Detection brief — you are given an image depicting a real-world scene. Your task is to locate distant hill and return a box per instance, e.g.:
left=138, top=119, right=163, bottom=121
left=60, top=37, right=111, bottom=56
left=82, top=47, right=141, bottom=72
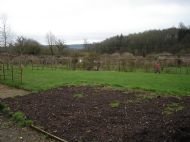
left=88, top=27, right=190, bottom=55
left=68, top=44, right=84, bottom=49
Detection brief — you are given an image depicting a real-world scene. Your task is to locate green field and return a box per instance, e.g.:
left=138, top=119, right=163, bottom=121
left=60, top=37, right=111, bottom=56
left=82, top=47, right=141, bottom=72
left=1, top=68, right=190, bottom=96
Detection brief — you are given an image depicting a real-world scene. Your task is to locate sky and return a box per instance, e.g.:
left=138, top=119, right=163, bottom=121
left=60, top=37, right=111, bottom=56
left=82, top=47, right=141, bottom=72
left=0, top=0, right=190, bottom=44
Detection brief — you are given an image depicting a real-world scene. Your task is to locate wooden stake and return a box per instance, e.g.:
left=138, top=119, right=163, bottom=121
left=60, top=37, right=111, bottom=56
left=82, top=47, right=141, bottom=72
left=20, top=64, right=23, bottom=84
left=3, top=64, right=5, bottom=80
left=30, top=125, right=68, bottom=142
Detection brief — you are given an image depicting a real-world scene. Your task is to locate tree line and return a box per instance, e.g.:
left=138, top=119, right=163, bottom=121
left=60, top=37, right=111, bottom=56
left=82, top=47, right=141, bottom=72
left=87, top=23, right=190, bottom=56
left=1, top=15, right=190, bottom=56
left=0, top=15, right=69, bottom=56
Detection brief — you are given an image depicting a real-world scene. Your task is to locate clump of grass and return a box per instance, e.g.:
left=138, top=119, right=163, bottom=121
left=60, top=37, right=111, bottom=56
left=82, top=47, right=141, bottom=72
left=73, top=93, right=84, bottom=99
left=11, top=111, right=33, bottom=127
left=163, top=103, right=184, bottom=116
left=0, top=103, right=33, bottom=127
left=136, top=94, right=156, bottom=101
left=110, top=100, right=120, bottom=108
left=12, top=112, right=25, bottom=122
left=0, top=103, right=11, bottom=114
left=2, top=106, right=11, bottom=114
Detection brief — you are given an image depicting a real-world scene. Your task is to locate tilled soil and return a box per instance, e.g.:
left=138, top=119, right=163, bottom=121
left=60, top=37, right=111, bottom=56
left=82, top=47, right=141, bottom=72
left=2, top=86, right=190, bottom=142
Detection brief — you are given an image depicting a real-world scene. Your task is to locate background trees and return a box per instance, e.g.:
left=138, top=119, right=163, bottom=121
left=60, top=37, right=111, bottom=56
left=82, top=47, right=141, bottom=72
left=0, top=15, right=189, bottom=56
left=14, top=37, right=41, bottom=55
left=46, top=32, right=56, bottom=56
left=87, top=24, right=190, bottom=55
left=0, top=15, right=12, bottom=52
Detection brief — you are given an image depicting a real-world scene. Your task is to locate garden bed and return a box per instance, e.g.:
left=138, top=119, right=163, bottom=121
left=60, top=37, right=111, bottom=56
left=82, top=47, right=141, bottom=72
left=2, top=86, right=190, bottom=142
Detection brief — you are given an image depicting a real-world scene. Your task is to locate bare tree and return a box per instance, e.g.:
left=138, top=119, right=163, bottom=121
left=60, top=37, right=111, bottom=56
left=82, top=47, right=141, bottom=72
left=46, top=32, right=56, bottom=56
left=15, top=36, right=25, bottom=55
left=179, top=22, right=188, bottom=29
left=0, top=15, right=11, bottom=52
left=55, top=38, right=67, bottom=55
left=83, top=38, right=88, bottom=48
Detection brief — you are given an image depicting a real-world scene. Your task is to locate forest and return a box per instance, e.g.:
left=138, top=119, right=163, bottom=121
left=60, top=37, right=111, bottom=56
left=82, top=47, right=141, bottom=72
left=87, top=23, right=190, bottom=56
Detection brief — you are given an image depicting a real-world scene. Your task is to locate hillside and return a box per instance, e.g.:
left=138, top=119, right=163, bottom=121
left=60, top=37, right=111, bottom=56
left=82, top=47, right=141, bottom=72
left=88, top=27, right=190, bottom=56
left=68, top=44, right=84, bottom=49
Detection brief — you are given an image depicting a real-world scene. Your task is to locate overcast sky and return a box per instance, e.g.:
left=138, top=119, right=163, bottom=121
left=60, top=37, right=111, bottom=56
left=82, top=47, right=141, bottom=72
left=0, top=0, right=190, bottom=44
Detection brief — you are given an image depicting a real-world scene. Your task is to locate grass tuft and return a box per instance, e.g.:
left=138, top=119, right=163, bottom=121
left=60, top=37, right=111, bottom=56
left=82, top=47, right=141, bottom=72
left=163, top=103, right=184, bottom=116
left=73, top=93, right=84, bottom=99
left=11, top=111, right=33, bottom=127
left=0, top=103, right=33, bottom=127
left=110, top=100, right=120, bottom=108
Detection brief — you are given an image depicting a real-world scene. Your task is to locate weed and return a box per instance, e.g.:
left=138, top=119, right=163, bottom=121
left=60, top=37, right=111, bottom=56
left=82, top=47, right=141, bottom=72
left=43, top=134, right=49, bottom=139
left=12, top=111, right=25, bottom=122
left=24, top=120, right=33, bottom=126
left=0, top=103, right=33, bottom=127
left=110, top=100, right=120, bottom=108
left=73, top=93, right=84, bottom=99
left=0, top=103, right=5, bottom=111
left=11, top=111, right=33, bottom=127
left=136, top=94, right=156, bottom=101
left=163, top=103, right=184, bottom=116
left=3, top=107, right=11, bottom=114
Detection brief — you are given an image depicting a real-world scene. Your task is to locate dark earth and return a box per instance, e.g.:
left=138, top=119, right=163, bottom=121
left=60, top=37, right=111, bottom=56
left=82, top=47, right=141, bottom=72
left=1, top=86, right=190, bottom=142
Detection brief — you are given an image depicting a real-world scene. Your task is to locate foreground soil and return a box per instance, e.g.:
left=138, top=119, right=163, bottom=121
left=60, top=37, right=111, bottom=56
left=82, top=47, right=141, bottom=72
left=0, top=112, right=55, bottom=142
left=2, top=86, right=190, bottom=142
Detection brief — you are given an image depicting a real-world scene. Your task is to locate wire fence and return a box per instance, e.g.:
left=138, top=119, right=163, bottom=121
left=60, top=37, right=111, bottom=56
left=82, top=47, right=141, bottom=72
left=29, top=58, right=190, bottom=74
left=0, top=63, right=23, bottom=84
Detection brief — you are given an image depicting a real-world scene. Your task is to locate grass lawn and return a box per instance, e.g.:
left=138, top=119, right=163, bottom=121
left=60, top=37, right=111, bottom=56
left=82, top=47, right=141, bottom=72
left=1, top=68, right=190, bottom=96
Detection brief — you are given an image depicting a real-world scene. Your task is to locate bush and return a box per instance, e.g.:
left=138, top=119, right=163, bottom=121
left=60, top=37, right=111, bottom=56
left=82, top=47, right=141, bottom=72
left=14, top=37, right=41, bottom=55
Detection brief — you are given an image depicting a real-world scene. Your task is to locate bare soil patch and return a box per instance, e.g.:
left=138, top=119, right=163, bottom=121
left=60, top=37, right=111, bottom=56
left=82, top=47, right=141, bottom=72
left=0, top=84, right=30, bottom=99
left=2, top=86, right=190, bottom=142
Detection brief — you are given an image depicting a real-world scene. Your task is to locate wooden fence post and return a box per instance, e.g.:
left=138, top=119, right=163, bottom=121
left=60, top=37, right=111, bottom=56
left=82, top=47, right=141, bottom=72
left=20, top=64, right=23, bottom=84
left=11, top=65, right=14, bottom=82
left=0, top=64, right=2, bottom=80
left=32, top=62, right=34, bottom=70
left=3, top=64, right=5, bottom=80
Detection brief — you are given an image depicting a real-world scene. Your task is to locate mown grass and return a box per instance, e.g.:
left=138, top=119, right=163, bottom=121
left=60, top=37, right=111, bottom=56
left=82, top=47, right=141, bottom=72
left=1, top=68, right=190, bottom=96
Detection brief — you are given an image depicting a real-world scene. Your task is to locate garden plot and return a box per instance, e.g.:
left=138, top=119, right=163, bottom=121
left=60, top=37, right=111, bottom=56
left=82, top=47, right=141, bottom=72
left=2, top=86, right=190, bottom=142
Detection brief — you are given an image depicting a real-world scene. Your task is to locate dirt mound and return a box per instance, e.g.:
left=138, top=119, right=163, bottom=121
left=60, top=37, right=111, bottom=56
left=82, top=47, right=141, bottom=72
left=2, top=86, right=190, bottom=142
